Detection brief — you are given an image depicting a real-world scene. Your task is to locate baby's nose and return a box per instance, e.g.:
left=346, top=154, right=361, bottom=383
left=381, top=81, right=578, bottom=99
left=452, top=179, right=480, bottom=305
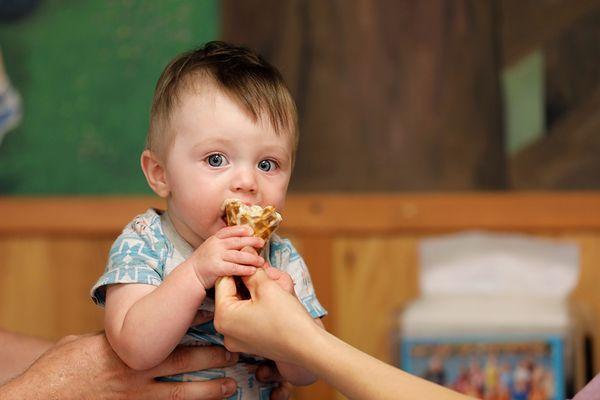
left=232, top=168, right=258, bottom=193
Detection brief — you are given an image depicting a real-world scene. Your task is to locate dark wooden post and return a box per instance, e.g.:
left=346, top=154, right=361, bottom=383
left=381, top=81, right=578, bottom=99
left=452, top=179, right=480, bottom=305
left=508, top=6, right=600, bottom=189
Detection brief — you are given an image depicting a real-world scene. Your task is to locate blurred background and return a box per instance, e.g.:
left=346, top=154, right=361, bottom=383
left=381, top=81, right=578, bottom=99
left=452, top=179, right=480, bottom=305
left=0, top=1, right=599, bottom=399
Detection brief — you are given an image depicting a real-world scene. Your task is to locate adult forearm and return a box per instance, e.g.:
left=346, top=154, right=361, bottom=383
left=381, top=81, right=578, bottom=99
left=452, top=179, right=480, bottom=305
left=0, top=373, right=46, bottom=399
left=0, top=329, right=52, bottom=385
left=298, top=328, right=472, bottom=400
left=110, top=261, right=206, bottom=370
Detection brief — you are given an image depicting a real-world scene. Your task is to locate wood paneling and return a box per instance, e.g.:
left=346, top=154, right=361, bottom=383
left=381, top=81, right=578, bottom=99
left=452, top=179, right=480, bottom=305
left=286, top=235, right=336, bottom=400
left=0, top=197, right=165, bottom=236
left=0, top=237, right=108, bottom=338
left=222, top=0, right=505, bottom=191
left=3, top=193, right=599, bottom=235
left=544, top=8, right=600, bottom=127
left=333, top=236, right=419, bottom=362
left=510, top=89, right=600, bottom=189
left=569, top=233, right=600, bottom=369
left=509, top=8, right=600, bottom=189
left=500, top=0, right=600, bottom=66
left=1, top=194, right=599, bottom=399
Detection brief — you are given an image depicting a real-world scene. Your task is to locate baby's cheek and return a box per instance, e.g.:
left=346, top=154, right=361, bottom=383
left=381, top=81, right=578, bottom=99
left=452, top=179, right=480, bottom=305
left=209, top=210, right=231, bottom=235
left=272, top=196, right=287, bottom=211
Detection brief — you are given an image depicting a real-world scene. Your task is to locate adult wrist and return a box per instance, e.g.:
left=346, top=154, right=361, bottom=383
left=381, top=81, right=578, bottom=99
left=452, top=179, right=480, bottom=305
left=284, top=317, right=325, bottom=364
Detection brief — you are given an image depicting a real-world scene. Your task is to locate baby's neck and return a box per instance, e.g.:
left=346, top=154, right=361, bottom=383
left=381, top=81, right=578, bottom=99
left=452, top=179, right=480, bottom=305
left=163, top=209, right=205, bottom=249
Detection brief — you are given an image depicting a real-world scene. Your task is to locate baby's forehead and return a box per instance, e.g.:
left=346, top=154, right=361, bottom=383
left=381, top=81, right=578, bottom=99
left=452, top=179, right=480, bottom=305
left=166, top=75, right=296, bottom=155
left=176, top=85, right=293, bottom=138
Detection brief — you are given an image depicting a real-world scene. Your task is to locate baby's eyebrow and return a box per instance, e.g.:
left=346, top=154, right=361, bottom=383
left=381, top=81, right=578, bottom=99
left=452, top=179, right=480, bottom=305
left=261, top=144, right=288, bottom=153
left=192, top=137, right=233, bottom=149
left=262, top=145, right=291, bottom=159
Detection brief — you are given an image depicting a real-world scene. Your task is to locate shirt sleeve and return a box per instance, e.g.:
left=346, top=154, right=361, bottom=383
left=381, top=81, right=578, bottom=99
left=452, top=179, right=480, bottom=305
left=269, top=237, right=327, bottom=319
left=90, top=212, right=169, bottom=307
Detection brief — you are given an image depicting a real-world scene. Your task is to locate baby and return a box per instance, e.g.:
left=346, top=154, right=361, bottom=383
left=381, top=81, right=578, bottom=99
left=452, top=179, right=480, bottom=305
left=91, top=41, right=327, bottom=399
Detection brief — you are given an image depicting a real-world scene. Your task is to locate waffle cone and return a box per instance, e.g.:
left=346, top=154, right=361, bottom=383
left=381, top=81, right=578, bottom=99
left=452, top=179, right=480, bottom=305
left=222, top=199, right=282, bottom=242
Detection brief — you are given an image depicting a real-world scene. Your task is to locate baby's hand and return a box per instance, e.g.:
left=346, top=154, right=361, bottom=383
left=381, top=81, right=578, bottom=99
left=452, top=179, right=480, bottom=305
left=191, top=225, right=265, bottom=290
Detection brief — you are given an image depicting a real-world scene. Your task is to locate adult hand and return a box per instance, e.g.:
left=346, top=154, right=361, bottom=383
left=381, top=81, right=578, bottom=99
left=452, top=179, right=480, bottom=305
left=184, top=309, right=293, bottom=400
left=241, top=244, right=295, bottom=294
left=0, top=332, right=239, bottom=400
left=0, top=329, right=52, bottom=384
left=214, top=268, right=318, bottom=363
left=261, top=265, right=295, bottom=294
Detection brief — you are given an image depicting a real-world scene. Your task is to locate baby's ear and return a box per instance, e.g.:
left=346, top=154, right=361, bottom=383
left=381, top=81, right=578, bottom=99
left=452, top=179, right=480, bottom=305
left=140, top=150, right=170, bottom=198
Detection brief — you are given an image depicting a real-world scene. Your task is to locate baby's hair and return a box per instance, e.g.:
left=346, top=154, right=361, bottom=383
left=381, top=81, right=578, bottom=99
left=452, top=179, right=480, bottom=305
left=146, top=41, right=298, bottom=161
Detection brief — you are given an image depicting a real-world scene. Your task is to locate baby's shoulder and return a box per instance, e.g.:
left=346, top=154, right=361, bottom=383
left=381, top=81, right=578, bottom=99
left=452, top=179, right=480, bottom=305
left=269, top=233, right=294, bottom=253
left=124, top=209, right=165, bottom=241
left=110, top=209, right=170, bottom=260
left=268, top=234, right=303, bottom=268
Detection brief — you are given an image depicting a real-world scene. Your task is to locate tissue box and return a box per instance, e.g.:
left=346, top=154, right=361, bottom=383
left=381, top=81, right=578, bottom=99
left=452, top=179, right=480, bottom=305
left=401, top=336, right=564, bottom=399
left=401, top=334, right=565, bottom=399
left=398, top=296, right=572, bottom=400
left=395, top=232, right=585, bottom=399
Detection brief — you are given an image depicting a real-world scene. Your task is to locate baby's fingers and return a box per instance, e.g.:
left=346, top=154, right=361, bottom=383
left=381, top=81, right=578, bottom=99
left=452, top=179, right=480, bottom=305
left=224, top=250, right=265, bottom=268
left=215, top=225, right=253, bottom=239
left=220, top=261, right=258, bottom=276
left=222, top=236, right=265, bottom=250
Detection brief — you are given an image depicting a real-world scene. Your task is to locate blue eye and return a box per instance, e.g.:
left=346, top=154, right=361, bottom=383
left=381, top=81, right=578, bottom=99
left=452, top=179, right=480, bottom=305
left=258, top=159, right=276, bottom=172
left=207, top=153, right=226, bottom=167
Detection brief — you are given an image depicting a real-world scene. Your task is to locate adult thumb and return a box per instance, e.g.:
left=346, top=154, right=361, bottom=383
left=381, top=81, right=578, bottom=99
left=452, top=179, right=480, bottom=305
left=243, top=267, right=271, bottom=297
left=215, top=276, right=238, bottom=306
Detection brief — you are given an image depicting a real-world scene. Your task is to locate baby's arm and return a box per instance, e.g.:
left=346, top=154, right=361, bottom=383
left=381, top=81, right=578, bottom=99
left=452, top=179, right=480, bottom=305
left=105, top=226, right=265, bottom=370
left=105, top=259, right=207, bottom=370
left=274, top=317, right=324, bottom=386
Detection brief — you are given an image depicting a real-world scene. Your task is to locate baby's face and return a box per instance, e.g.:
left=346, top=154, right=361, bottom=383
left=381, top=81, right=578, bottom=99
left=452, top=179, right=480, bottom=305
left=163, top=87, right=293, bottom=248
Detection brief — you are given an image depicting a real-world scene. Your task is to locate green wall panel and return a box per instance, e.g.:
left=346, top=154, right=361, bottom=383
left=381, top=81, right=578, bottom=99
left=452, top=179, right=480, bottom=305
left=0, top=0, right=218, bottom=194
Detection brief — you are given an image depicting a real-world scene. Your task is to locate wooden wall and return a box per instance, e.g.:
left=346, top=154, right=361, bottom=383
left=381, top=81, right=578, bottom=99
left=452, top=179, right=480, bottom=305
left=1, top=193, right=600, bottom=399
left=222, top=1, right=507, bottom=191
left=222, top=1, right=600, bottom=191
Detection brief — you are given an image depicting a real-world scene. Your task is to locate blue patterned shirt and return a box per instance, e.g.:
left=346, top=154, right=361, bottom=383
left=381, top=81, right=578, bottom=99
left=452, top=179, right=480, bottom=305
left=91, top=209, right=326, bottom=400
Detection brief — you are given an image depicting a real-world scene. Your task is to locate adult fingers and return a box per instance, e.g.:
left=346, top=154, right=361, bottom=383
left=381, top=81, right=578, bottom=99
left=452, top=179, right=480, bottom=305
left=242, top=267, right=273, bottom=298
left=149, top=345, right=238, bottom=378
left=146, top=378, right=238, bottom=400
left=270, top=382, right=293, bottom=400
left=190, top=310, right=214, bottom=326
left=215, top=225, right=253, bottom=239
left=256, top=361, right=284, bottom=383
left=223, top=249, right=264, bottom=267
left=222, top=236, right=265, bottom=250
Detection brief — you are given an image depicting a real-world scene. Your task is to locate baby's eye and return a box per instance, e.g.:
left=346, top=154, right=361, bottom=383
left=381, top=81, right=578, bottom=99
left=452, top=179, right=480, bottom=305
left=206, top=153, right=227, bottom=167
left=257, top=159, right=277, bottom=172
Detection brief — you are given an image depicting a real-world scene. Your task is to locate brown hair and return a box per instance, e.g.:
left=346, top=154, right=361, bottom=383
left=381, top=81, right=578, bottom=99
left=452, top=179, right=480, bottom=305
left=146, top=41, right=298, bottom=161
